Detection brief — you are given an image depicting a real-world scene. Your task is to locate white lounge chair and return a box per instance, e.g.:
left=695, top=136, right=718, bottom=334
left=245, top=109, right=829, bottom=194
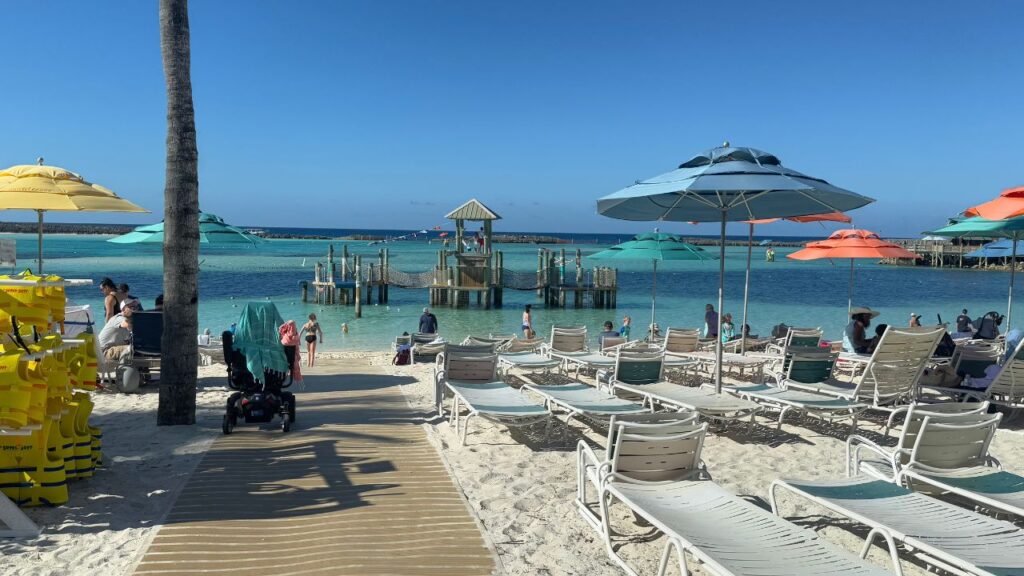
left=575, top=412, right=704, bottom=531
left=847, top=401, right=992, bottom=478
left=607, top=351, right=762, bottom=425
left=544, top=326, right=616, bottom=376
left=523, top=382, right=648, bottom=425
left=598, top=476, right=890, bottom=575
left=931, top=337, right=1024, bottom=413
left=783, top=326, right=946, bottom=414
left=411, top=332, right=445, bottom=363
left=770, top=475, right=1024, bottom=576
left=726, top=380, right=868, bottom=431
left=852, top=406, right=1024, bottom=520
left=763, top=327, right=822, bottom=356
left=661, top=327, right=700, bottom=357
left=434, top=343, right=501, bottom=413
left=436, top=345, right=550, bottom=445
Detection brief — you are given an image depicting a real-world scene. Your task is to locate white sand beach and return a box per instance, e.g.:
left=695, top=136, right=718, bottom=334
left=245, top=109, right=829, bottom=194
left=2, top=349, right=1021, bottom=576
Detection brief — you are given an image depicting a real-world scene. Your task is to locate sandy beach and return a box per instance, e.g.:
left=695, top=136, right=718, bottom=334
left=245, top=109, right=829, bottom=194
left=2, top=349, right=1021, bottom=576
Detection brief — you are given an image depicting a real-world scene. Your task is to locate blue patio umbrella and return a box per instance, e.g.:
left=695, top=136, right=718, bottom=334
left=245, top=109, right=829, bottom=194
left=108, top=212, right=264, bottom=245
left=929, top=216, right=1024, bottom=328
left=597, top=144, right=874, bottom=392
left=589, top=231, right=717, bottom=333
left=965, top=239, right=1024, bottom=259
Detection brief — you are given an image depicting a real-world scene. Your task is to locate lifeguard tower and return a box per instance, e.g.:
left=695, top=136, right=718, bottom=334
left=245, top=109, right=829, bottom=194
left=429, top=199, right=505, bottom=308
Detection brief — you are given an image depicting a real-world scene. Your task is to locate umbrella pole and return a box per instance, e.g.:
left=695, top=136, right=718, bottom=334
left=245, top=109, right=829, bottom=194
left=716, top=213, right=726, bottom=394
left=848, top=258, right=854, bottom=315
left=1009, top=235, right=1017, bottom=330
left=651, top=259, right=657, bottom=333
left=741, top=222, right=753, bottom=354
left=36, top=210, right=44, bottom=274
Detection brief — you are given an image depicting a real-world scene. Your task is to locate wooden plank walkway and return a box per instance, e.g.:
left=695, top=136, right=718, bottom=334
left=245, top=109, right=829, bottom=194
left=133, top=362, right=496, bottom=576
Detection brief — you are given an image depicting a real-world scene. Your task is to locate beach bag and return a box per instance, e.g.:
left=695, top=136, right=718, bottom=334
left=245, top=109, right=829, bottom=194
left=393, top=347, right=410, bottom=366
left=919, top=364, right=961, bottom=388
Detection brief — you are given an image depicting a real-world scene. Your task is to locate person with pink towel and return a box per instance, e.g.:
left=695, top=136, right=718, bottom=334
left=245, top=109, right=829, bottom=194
left=279, top=320, right=303, bottom=384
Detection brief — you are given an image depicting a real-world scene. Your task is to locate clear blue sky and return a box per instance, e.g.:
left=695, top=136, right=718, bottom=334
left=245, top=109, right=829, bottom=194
left=1, top=1, right=1021, bottom=237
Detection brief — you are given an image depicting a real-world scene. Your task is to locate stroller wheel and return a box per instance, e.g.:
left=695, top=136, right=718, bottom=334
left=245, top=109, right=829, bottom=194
left=222, top=414, right=235, bottom=435
left=281, top=413, right=291, bottom=433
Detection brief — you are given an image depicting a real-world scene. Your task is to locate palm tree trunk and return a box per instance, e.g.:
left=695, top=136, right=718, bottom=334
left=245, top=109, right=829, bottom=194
left=157, top=0, right=199, bottom=425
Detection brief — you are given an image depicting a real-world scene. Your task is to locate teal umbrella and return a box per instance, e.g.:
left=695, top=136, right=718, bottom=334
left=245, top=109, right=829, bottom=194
left=107, top=212, right=264, bottom=245
left=590, top=231, right=717, bottom=334
left=928, top=216, right=1024, bottom=329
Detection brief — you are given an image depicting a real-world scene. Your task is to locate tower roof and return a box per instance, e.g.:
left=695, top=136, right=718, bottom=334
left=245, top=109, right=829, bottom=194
left=445, top=198, right=501, bottom=221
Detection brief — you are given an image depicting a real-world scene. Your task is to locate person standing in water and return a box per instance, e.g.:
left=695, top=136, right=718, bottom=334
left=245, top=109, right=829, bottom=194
left=704, top=304, right=719, bottom=339
left=522, top=304, right=534, bottom=338
left=301, top=313, right=323, bottom=367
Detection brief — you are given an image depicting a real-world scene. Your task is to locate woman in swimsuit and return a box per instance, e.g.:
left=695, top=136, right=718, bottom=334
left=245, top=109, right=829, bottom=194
left=522, top=304, right=534, bottom=338
left=301, top=313, right=323, bottom=367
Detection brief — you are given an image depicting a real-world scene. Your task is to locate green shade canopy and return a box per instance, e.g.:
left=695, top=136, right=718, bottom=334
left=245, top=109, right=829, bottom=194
left=107, top=212, right=264, bottom=245
left=927, top=216, right=1024, bottom=239
left=232, top=302, right=289, bottom=380
left=589, top=232, right=718, bottom=261
left=590, top=232, right=717, bottom=335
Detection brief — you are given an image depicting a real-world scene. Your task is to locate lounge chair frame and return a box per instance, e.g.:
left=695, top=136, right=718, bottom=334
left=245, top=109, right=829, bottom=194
left=770, top=475, right=1024, bottom=576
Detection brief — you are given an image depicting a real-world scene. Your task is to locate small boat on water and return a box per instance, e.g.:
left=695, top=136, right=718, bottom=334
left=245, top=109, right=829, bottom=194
left=245, top=228, right=268, bottom=238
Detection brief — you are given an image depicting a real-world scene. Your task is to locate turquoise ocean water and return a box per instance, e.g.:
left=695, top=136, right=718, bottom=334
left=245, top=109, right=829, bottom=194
left=12, top=231, right=1017, bottom=350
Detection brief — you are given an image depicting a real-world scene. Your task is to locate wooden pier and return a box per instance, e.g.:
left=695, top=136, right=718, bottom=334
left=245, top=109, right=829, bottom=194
left=300, top=199, right=617, bottom=312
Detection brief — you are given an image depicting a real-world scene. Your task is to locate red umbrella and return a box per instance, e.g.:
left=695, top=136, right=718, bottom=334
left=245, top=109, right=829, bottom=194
left=788, top=229, right=920, bottom=313
left=736, top=212, right=852, bottom=351
left=964, top=186, right=1024, bottom=220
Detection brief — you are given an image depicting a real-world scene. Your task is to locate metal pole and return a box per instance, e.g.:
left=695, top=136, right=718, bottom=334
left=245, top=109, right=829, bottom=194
left=37, top=210, right=44, bottom=273
left=715, top=213, right=726, bottom=394
left=740, top=222, right=753, bottom=354
left=848, top=258, right=855, bottom=315
left=1009, top=234, right=1017, bottom=330
left=651, top=259, right=657, bottom=331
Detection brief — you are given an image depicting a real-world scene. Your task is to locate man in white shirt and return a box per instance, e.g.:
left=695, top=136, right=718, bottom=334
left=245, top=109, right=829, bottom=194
left=99, top=299, right=139, bottom=369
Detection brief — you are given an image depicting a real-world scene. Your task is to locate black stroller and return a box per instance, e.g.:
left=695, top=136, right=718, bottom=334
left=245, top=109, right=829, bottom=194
left=221, top=302, right=297, bottom=434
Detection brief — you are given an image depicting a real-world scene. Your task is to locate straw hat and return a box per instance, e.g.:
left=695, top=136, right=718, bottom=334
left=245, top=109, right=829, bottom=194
left=849, top=306, right=880, bottom=318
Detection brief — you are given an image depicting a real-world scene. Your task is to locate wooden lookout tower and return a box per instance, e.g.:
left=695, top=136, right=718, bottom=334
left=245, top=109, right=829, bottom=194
left=429, top=199, right=505, bottom=308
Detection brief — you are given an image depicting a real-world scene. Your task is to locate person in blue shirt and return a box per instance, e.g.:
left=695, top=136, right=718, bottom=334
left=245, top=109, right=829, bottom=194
left=598, top=321, right=619, bottom=346
left=619, top=315, right=632, bottom=340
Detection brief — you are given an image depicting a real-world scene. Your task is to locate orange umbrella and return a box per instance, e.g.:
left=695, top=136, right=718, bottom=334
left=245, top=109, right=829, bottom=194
left=964, top=186, right=1024, bottom=220
left=737, top=212, right=851, bottom=352
left=788, top=229, right=920, bottom=313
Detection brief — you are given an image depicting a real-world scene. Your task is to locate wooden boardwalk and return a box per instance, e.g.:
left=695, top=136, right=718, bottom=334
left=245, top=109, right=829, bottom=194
left=133, top=362, right=496, bottom=576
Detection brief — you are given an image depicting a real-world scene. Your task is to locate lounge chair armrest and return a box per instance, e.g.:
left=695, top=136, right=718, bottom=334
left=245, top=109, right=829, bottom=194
left=987, top=455, right=1003, bottom=469
left=846, top=435, right=898, bottom=480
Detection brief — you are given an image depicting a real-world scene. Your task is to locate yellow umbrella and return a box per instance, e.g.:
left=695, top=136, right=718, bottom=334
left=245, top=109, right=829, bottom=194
left=0, top=161, right=149, bottom=272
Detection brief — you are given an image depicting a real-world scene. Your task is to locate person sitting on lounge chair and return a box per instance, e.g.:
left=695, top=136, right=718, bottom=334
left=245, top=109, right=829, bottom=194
left=98, top=299, right=140, bottom=369
left=843, top=307, right=879, bottom=354
left=598, top=321, right=619, bottom=346
left=973, top=311, right=1003, bottom=340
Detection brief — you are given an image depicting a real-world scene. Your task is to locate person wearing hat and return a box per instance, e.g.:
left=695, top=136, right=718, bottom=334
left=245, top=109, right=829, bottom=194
left=843, top=306, right=880, bottom=354
left=909, top=313, right=922, bottom=327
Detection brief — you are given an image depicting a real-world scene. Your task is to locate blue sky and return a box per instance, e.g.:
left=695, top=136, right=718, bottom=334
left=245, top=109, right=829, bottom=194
left=1, top=1, right=1021, bottom=236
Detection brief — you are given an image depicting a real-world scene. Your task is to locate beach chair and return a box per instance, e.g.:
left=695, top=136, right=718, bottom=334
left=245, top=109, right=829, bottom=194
left=763, top=327, right=822, bottom=356
left=933, top=337, right=1024, bottom=412
left=435, top=345, right=550, bottom=445
left=500, top=337, right=545, bottom=353
left=129, top=311, right=162, bottom=386
left=782, top=326, right=946, bottom=414
left=599, top=335, right=626, bottom=352
left=544, top=326, right=616, bottom=376
left=846, top=401, right=992, bottom=477
left=770, top=475, right=1024, bottom=576
left=390, top=333, right=411, bottom=353
left=608, top=351, right=762, bottom=425
left=868, top=409, right=1024, bottom=520
left=597, top=474, right=889, bottom=576
left=726, top=380, right=869, bottom=431
left=522, top=380, right=649, bottom=425
left=660, top=328, right=700, bottom=357
left=575, top=413, right=704, bottom=531
left=497, top=351, right=561, bottom=378
left=411, top=332, right=445, bottom=363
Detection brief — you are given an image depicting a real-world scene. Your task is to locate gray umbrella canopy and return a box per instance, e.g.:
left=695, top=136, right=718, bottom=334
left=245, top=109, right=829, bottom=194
left=597, top=145, right=875, bottom=392
left=598, top=146, right=874, bottom=222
